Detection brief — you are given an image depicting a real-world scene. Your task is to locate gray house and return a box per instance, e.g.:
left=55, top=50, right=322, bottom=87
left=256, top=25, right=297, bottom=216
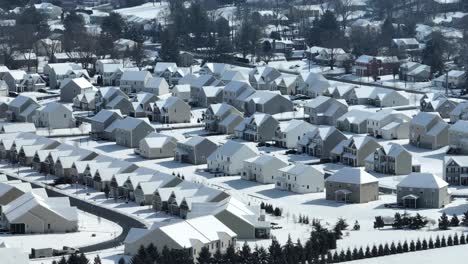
left=119, top=71, right=152, bottom=94
left=448, top=120, right=468, bottom=154
left=304, top=96, right=348, bottom=126
left=325, top=167, right=379, bottom=204
left=399, top=62, right=431, bottom=82
left=336, top=109, right=371, bottom=134
left=190, top=74, right=218, bottom=102
left=444, top=156, right=468, bottom=186
left=6, top=95, right=40, bottom=122
left=106, top=96, right=133, bottom=116
left=198, top=86, right=224, bottom=107
left=234, top=113, right=279, bottom=142
left=397, top=173, right=450, bottom=208
left=205, top=103, right=243, bottom=134
left=331, top=136, right=381, bottom=167
left=364, top=144, right=414, bottom=175
left=90, top=109, right=123, bottom=140
left=420, top=93, right=457, bottom=119
left=149, top=96, right=191, bottom=124
left=174, top=136, right=218, bottom=165
left=298, top=72, right=330, bottom=98
left=297, top=126, right=347, bottom=160
left=243, top=91, right=294, bottom=116
left=409, top=112, right=449, bottom=149
left=95, top=87, right=128, bottom=112
left=367, top=110, right=411, bottom=139
left=60, top=77, right=95, bottom=103
left=137, top=133, right=177, bottom=159
left=223, top=81, right=255, bottom=111
left=450, top=102, right=468, bottom=123
left=273, top=119, right=315, bottom=149
left=33, top=102, right=75, bottom=129
left=113, top=117, right=155, bottom=148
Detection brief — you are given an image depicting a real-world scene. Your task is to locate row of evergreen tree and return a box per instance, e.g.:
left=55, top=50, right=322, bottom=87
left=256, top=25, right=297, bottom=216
left=260, top=202, right=282, bottom=217
left=374, top=211, right=468, bottom=230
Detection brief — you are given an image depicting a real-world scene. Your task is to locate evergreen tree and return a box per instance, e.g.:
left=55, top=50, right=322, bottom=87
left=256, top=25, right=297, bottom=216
left=418, top=239, right=424, bottom=250
left=396, top=242, right=403, bottom=253
left=159, top=28, right=180, bottom=63
left=63, top=11, right=86, bottom=52
left=461, top=233, right=467, bottom=244
left=101, top=12, right=126, bottom=41
left=283, top=235, right=297, bottom=264
left=383, top=244, right=390, bottom=255
left=441, top=236, right=447, bottom=247
left=197, top=246, right=212, bottom=264
left=390, top=242, right=396, bottom=254
left=448, top=235, right=453, bottom=246
left=339, top=250, right=346, bottom=262
left=422, top=31, right=446, bottom=75
left=295, top=239, right=304, bottom=263
left=374, top=216, right=385, bottom=229
left=358, top=247, right=364, bottom=259
left=353, top=221, right=360, bottom=231
left=58, top=256, right=67, bottom=264
left=94, top=255, right=102, bottom=264
left=146, top=243, right=159, bottom=263
left=345, top=248, right=352, bottom=261
left=268, top=237, right=283, bottom=264
left=393, top=213, right=403, bottom=229
left=371, top=245, right=378, bottom=257
left=462, top=211, right=468, bottom=226
left=423, top=239, right=429, bottom=250
left=223, top=244, right=238, bottom=263
left=332, top=251, right=340, bottom=262
left=253, top=246, right=269, bottom=264
left=239, top=241, right=251, bottom=263
left=117, top=257, right=126, bottom=264
left=454, top=234, right=460, bottom=245
left=326, top=252, right=333, bottom=263
left=365, top=246, right=372, bottom=258
left=410, top=240, right=416, bottom=251
left=402, top=241, right=409, bottom=253
left=336, top=218, right=348, bottom=231
left=352, top=248, right=359, bottom=260
left=377, top=244, right=384, bottom=256
left=439, top=212, right=450, bottom=230
left=450, top=214, right=460, bottom=227
left=380, top=17, right=395, bottom=47
left=103, top=184, right=110, bottom=199
left=79, top=253, right=89, bottom=264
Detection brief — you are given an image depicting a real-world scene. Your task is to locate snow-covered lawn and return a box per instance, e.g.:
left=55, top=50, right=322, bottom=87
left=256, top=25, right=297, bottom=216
left=115, top=2, right=169, bottom=22
left=0, top=210, right=122, bottom=254
left=30, top=246, right=130, bottom=264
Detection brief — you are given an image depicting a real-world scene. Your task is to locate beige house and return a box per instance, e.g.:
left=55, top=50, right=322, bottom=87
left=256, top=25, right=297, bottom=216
left=409, top=112, right=449, bottom=149
left=331, top=136, right=381, bottom=167
left=325, top=167, right=379, bottom=203
left=136, top=133, right=178, bottom=159
left=397, top=173, right=450, bottom=208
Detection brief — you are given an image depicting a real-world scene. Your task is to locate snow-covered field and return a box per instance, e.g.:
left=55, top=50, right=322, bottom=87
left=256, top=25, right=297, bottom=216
left=115, top=2, right=169, bottom=23
left=0, top=209, right=122, bottom=254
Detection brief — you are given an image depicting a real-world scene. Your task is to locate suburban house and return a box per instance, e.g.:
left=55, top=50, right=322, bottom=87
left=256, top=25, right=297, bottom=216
left=354, top=55, right=399, bottom=77
left=3, top=70, right=26, bottom=93
left=148, top=96, right=191, bottom=124
left=304, top=96, right=348, bottom=126
left=392, top=38, right=421, bottom=53
left=220, top=70, right=248, bottom=85
left=172, top=84, right=191, bottom=102
left=200, top=63, right=229, bottom=78
left=420, top=93, right=458, bottom=119
left=348, top=87, right=410, bottom=107
left=33, top=102, right=75, bottom=129
left=94, top=87, right=128, bottom=112
left=0, top=181, right=32, bottom=206
left=174, top=136, right=218, bottom=165
left=336, top=109, right=372, bottom=134
left=444, top=156, right=468, bottom=186
left=409, top=112, right=449, bottom=149
left=89, top=109, right=123, bottom=140
left=249, top=66, right=282, bottom=90
left=129, top=92, right=158, bottom=118
left=241, top=154, right=287, bottom=184
left=298, top=72, right=331, bottom=98
left=204, top=103, right=243, bottom=134
left=272, top=75, right=302, bottom=95
left=190, top=75, right=218, bottom=102
left=325, top=167, right=379, bottom=203
left=331, top=136, right=381, bottom=167
left=367, top=110, right=411, bottom=139
left=119, top=71, right=152, bottom=94
left=188, top=197, right=270, bottom=239
left=323, top=84, right=355, bottom=100
left=242, top=90, right=294, bottom=116
left=399, top=62, right=431, bottom=82
left=448, top=120, right=468, bottom=154
left=207, top=141, right=259, bottom=176
left=133, top=173, right=182, bottom=206
left=102, top=66, right=138, bottom=86
left=0, top=191, right=78, bottom=234
left=105, top=95, right=133, bottom=116
left=154, top=62, right=178, bottom=80
left=234, top=113, right=279, bottom=142
left=73, top=90, right=97, bottom=111
left=433, top=70, right=466, bottom=89
left=450, top=102, right=468, bottom=123
left=144, top=77, right=170, bottom=96
left=46, top=63, right=84, bottom=89
left=113, top=117, right=155, bottom=148
left=124, top=215, right=237, bottom=259
left=198, top=86, right=224, bottom=107
left=136, top=133, right=177, bottom=159
left=396, top=173, right=450, bottom=208
left=223, top=81, right=255, bottom=111
left=297, top=126, right=347, bottom=160
left=6, top=95, right=40, bottom=122
left=276, top=163, right=324, bottom=193
left=365, top=144, right=415, bottom=175
left=60, top=77, right=95, bottom=103
left=273, top=119, right=315, bottom=149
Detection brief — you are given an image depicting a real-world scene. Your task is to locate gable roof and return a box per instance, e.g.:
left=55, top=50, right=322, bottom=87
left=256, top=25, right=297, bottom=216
left=326, top=167, right=378, bottom=184
left=397, top=173, right=448, bottom=189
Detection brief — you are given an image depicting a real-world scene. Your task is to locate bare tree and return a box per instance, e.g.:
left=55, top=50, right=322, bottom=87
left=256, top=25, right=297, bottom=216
left=332, top=0, right=353, bottom=31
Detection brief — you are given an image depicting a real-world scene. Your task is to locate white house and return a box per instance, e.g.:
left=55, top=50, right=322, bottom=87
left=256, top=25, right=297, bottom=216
left=207, top=141, right=259, bottom=176
left=273, top=119, right=315, bottom=149
left=276, top=163, right=324, bottom=194
left=242, top=154, right=287, bottom=184
left=33, top=102, right=75, bottom=129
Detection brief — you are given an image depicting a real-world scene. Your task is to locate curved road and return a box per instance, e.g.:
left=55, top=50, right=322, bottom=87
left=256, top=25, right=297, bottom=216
left=4, top=172, right=146, bottom=254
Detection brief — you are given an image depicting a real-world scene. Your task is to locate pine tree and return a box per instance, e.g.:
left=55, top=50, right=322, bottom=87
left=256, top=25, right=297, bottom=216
left=345, top=248, right=352, bottom=261
left=94, top=255, right=102, bottom=264
left=390, top=242, right=396, bottom=254
left=197, top=246, right=212, bottom=264
left=336, top=218, right=348, bottom=231
left=254, top=246, right=269, bottom=264
left=339, top=250, right=346, bottom=262
left=365, top=246, right=371, bottom=258
left=461, top=233, right=466, bottom=244
left=393, top=213, right=403, bottom=229
left=117, top=257, right=126, bottom=264
left=295, top=239, right=304, bottom=263
left=417, top=239, right=423, bottom=250
left=424, top=239, right=429, bottom=250
left=428, top=238, right=434, bottom=249
left=448, top=235, right=453, bottom=246
left=396, top=242, right=403, bottom=253
left=454, top=233, right=459, bottom=245
left=332, top=251, right=340, bottom=263
left=268, top=237, right=283, bottom=264
left=358, top=247, right=364, bottom=259
left=352, top=248, right=359, bottom=260
left=378, top=244, right=384, bottom=256
left=435, top=236, right=441, bottom=248
left=383, top=243, right=390, bottom=255
left=224, top=244, right=238, bottom=263
left=79, top=253, right=89, bottom=264
left=450, top=214, right=460, bottom=227
left=326, top=252, right=333, bottom=263
left=402, top=241, right=409, bottom=253
left=239, top=241, right=251, bottom=263
left=146, top=243, right=159, bottom=262
left=462, top=211, right=468, bottom=226
left=283, top=235, right=297, bottom=264
left=371, top=245, right=378, bottom=257
left=441, top=236, right=447, bottom=247
left=274, top=207, right=282, bottom=217
left=58, top=256, right=67, bottom=264
left=374, top=216, right=385, bottom=229
left=439, top=212, right=450, bottom=230
left=409, top=240, right=415, bottom=251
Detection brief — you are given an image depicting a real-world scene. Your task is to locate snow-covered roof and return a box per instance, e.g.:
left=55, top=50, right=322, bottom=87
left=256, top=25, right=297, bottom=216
left=326, top=167, right=378, bottom=184
left=279, top=163, right=321, bottom=176
left=208, top=140, right=258, bottom=160
left=201, top=86, right=223, bottom=97
left=410, top=112, right=441, bottom=127
left=8, top=95, right=37, bottom=108
left=278, top=119, right=314, bottom=133
left=244, top=154, right=285, bottom=166
left=397, top=173, right=448, bottom=189
left=337, top=109, right=371, bottom=124
left=140, top=134, right=176, bottom=149
left=449, top=120, right=468, bottom=133
left=121, top=71, right=151, bottom=82
left=91, top=109, right=123, bottom=123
